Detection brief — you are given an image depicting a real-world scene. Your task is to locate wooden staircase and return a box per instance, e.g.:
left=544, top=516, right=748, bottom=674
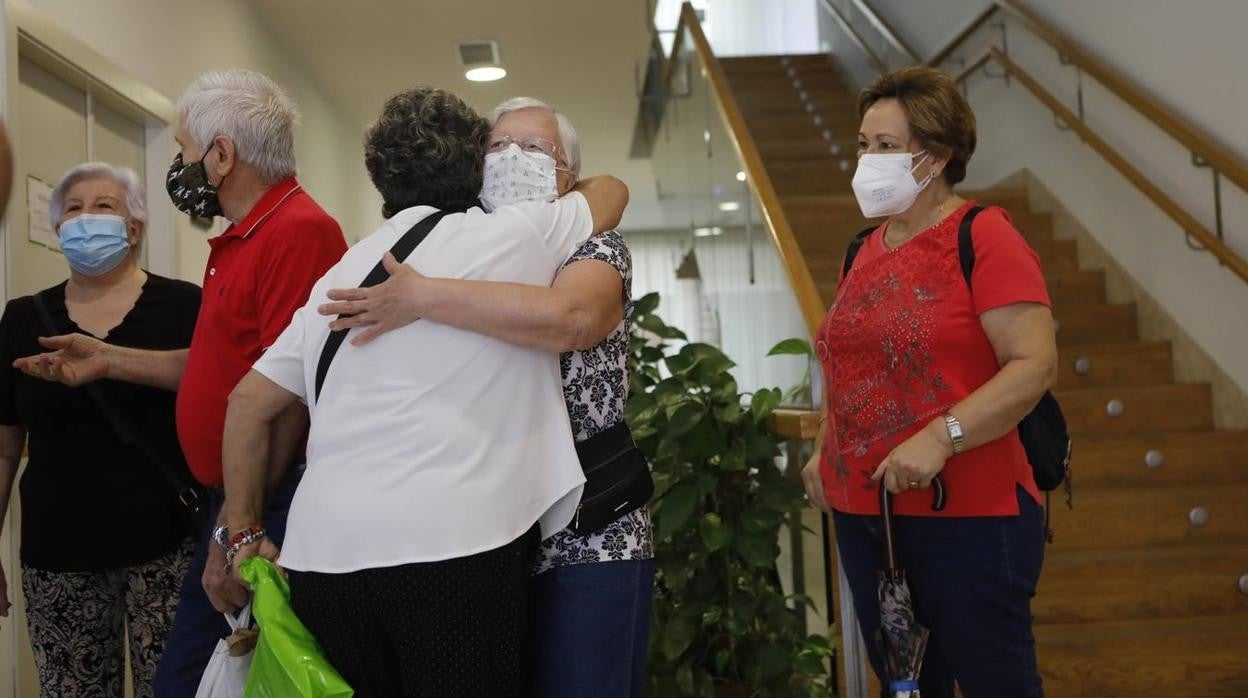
left=720, top=53, right=1248, bottom=697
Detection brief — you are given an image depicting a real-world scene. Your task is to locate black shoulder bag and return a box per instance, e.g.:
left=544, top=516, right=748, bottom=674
left=842, top=207, right=1073, bottom=536
left=571, top=421, right=654, bottom=535
left=30, top=291, right=210, bottom=536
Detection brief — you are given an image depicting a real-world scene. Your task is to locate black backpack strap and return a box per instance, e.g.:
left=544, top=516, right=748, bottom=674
left=956, top=205, right=986, bottom=287
left=840, top=226, right=878, bottom=280
left=30, top=291, right=205, bottom=512
left=314, top=207, right=461, bottom=402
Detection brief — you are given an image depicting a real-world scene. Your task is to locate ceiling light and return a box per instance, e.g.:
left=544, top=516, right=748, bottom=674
left=735, top=171, right=746, bottom=182
left=718, top=201, right=740, bottom=212
left=693, top=226, right=723, bottom=237
left=458, top=40, right=506, bottom=82
left=465, top=66, right=507, bottom=82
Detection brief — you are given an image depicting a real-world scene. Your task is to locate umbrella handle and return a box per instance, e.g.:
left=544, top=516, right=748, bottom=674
left=930, top=475, right=947, bottom=512
left=879, top=475, right=948, bottom=571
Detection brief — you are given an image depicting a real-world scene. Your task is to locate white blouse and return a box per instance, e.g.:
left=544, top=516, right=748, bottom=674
left=255, top=197, right=594, bottom=573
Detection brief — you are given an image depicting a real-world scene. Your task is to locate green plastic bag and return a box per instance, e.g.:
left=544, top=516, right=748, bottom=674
left=240, top=557, right=354, bottom=698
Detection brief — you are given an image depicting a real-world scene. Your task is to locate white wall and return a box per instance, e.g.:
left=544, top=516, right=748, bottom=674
left=19, top=0, right=373, bottom=281
left=655, top=0, right=821, bottom=56
left=867, top=0, right=991, bottom=60
left=949, top=6, right=1248, bottom=394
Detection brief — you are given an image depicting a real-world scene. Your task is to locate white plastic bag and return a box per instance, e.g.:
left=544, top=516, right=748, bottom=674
left=194, top=605, right=257, bottom=698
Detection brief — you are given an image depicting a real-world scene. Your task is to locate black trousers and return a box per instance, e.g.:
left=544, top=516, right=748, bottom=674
left=287, top=525, right=539, bottom=698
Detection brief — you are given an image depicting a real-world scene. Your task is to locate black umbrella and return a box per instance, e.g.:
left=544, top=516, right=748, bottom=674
left=876, top=476, right=946, bottom=698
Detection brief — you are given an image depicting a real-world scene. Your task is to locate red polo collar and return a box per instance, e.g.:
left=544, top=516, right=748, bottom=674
left=218, top=178, right=303, bottom=240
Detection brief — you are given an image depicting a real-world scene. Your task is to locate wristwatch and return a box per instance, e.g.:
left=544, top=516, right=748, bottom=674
left=943, top=414, right=966, bottom=455
left=211, top=525, right=230, bottom=550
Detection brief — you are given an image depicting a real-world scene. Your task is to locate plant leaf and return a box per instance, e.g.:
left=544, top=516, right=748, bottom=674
left=634, top=292, right=660, bottom=316
left=656, top=483, right=700, bottom=542
left=713, top=401, right=743, bottom=422
left=736, top=531, right=779, bottom=568
left=750, top=387, right=783, bottom=422
left=662, top=613, right=697, bottom=660
left=699, top=512, right=729, bottom=551
left=666, top=402, right=704, bottom=437
left=767, top=338, right=813, bottom=357
left=754, top=642, right=791, bottom=680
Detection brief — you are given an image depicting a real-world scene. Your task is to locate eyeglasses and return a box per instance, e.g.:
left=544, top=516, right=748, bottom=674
left=487, top=134, right=561, bottom=160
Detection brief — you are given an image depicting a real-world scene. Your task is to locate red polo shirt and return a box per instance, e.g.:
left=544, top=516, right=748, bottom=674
left=176, top=178, right=346, bottom=486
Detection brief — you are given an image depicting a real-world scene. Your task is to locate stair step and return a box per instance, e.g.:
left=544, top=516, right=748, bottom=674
left=755, top=138, right=859, bottom=161
left=1029, top=237, right=1078, bottom=265
left=720, top=54, right=832, bottom=71
left=1047, top=483, right=1248, bottom=549
left=1055, top=339, right=1170, bottom=387
left=1053, top=383, right=1213, bottom=435
left=737, top=94, right=859, bottom=117
left=1046, top=267, right=1106, bottom=305
left=1035, top=543, right=1248, bottom=624
left=1071, top=430, right=1248, bottom=487
left=768, top=177, right=855, bottom=198
left=1036, top=614, right=1248, bottom=697
left=1054, top=303, right=1137, bottom=343
left=725, top=71, right=848, bottom=90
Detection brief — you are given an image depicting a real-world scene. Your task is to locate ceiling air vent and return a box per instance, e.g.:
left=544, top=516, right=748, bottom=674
left=457, top=41, right=500, bottom=67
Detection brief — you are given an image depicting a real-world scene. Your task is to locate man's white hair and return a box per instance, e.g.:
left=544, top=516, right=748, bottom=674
left=178, top=69, right=300, bottom=183
left=489, top=97, right=581, bottom=175
left=49, top=162, right=147, bottom=229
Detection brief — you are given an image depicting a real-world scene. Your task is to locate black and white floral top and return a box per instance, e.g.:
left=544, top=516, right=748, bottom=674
left=534, top=230, right=656, bottom=575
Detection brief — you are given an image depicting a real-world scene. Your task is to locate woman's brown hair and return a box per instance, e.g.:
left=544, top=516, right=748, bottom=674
left=858, top=66, right=977, bottom=185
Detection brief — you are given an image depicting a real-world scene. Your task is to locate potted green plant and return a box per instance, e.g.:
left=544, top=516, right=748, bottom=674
left=627, top=294, right=835, bottom=697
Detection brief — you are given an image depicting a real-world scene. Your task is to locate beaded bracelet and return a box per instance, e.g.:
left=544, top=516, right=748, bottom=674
left=224, top=525, right=267, bottom=568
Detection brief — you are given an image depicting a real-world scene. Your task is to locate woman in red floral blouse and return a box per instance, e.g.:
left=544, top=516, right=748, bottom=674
left=801, top=67, right=1058, bottom=697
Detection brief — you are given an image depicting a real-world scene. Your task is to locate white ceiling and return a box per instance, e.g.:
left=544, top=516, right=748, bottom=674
left=250, top=0, right=672, bottom=229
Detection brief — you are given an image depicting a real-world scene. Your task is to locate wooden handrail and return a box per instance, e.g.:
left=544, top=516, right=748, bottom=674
left=952, top=50, right=995, bottom=84
left=995, top=0, right=1248, bottom=196
left=959, top=47, right=1248, bottom=284
left=767, top=409, right=822, bottom=441
left=846, top=0, right=920, bottom=64
left=673, top=3, right=827, bottom=334
left=927, top=5, right=998, bottom=66
left=929, top=0, right=1248, bottom=199
left=816, top=0, right=887, bottom=74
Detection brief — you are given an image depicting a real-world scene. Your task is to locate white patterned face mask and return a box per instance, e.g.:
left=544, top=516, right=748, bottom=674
left=480, top=144, right=559, bottom=212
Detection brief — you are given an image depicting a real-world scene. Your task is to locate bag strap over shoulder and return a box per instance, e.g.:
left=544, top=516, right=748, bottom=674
left=840, top=226, right=877, bottom=280
left=314, top=206, right=464, bottom=402
left=956, top=205, right=986, bottom=288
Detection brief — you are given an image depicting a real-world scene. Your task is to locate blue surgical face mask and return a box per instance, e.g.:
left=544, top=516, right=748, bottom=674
left=58, top=213, right=132, bottom=276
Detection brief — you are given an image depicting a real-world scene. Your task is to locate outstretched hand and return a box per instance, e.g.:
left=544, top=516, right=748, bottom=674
left=12, top=334, right=110, bottom=387
left=317, top=252, right=427, bottom=346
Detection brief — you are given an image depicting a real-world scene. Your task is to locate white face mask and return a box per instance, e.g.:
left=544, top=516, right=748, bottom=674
left=479, top=144, right=559, bottom=212
left=851, top=151, right=933, bottom=218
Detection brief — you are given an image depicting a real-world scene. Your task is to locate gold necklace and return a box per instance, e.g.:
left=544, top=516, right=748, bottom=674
left=887, top=197, right=955, bottom=249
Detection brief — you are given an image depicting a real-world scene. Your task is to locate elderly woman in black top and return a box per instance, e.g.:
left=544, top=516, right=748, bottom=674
left=0, top=162, right=201, bottom=697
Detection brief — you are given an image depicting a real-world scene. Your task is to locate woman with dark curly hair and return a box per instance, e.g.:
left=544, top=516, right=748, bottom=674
left=801, top=66, right=1056, bottom=697
left=316, top=96, right=655, bottom=698
left=221, top=86, right=628, bottom=697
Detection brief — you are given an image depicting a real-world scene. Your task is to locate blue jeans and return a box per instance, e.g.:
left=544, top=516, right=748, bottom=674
left=152, top=471, right=301, bottom=698
left=834, top=486, right=1045, bottom=698
left=530, top=558, right=655, bottom=698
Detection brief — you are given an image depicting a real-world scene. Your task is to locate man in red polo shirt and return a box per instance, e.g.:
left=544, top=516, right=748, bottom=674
left=13, top=69, right=346, bottom=695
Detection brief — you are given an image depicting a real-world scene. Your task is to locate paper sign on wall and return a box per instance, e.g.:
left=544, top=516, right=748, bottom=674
left=26, top=175, right=58, bottom=252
